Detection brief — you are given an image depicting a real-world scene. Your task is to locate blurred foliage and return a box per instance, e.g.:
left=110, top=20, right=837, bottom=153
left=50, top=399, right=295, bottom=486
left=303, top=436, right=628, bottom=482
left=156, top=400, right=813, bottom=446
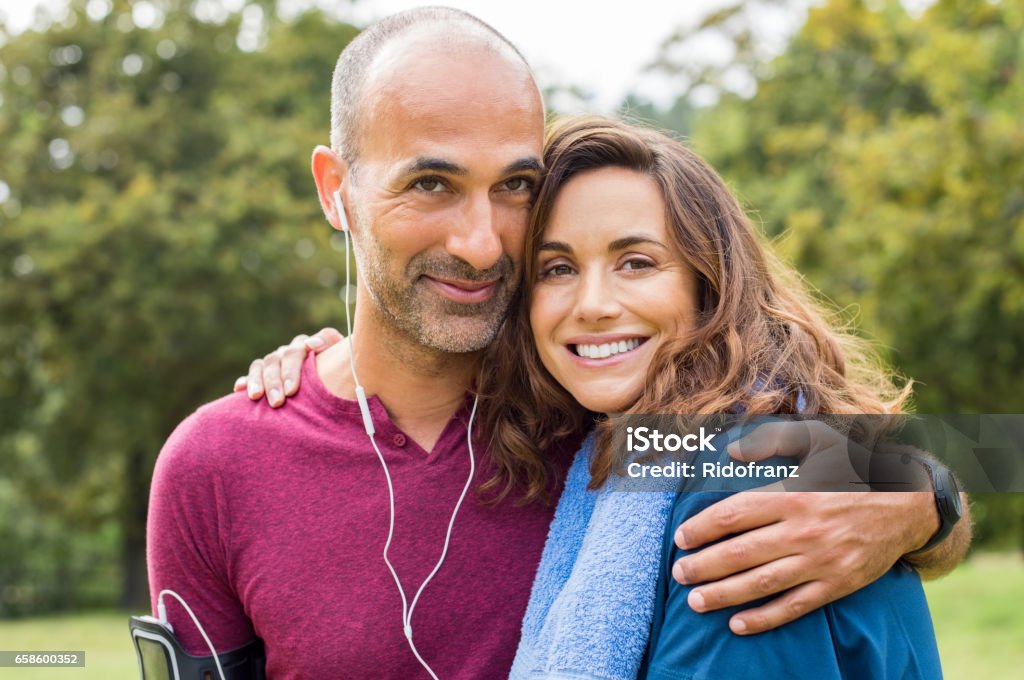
left=677, top=0, right=1024, bottom=414
left=0, top=0, right=357, bottom=615
left=658, top=0, right=1024, bottom=550
left=0, top=0, right=1021, bottom=617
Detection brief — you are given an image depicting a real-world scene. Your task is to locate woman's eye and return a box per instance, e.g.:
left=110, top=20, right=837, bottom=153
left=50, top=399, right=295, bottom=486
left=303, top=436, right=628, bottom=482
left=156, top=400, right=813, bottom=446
left=540, top=263, right=575, bottom=278
left=413, top=178, right=446, bottom=193
left=503, top=177, right=534, bottom=192
left=622, top=258, right=654, bottom=271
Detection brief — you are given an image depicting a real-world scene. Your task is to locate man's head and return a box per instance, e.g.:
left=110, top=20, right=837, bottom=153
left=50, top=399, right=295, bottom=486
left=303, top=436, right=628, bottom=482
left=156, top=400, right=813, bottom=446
left=312, top=8, right=545, bottom=354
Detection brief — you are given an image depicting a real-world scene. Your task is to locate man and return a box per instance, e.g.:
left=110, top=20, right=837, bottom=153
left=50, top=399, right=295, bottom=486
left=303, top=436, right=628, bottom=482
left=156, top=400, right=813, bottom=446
left=149, top=7, right=968, bottom=679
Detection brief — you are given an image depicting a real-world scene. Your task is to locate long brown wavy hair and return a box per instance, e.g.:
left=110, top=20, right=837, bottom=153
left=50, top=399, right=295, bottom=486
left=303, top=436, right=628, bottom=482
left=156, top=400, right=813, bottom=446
left=476, top=115, right=910, bottom=502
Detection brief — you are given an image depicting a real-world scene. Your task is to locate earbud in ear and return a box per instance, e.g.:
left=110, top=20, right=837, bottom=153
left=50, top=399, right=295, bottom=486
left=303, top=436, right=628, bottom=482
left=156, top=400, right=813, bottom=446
left=332, top=187, right=350, bottom=232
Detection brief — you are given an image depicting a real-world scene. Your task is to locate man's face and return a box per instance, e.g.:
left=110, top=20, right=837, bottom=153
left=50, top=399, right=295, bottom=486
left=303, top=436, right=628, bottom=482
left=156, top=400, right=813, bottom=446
left=345, top=39, right=544, bottom=354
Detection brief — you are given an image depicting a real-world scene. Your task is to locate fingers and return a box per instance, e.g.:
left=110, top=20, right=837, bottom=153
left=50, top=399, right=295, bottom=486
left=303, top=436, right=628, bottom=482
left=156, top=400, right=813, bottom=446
left=726, top=580, right=835, bottom=635
left=245, top=358, right=265, bottom=401
left=673, top=520, right=795, bottom=587
left=262, top=346, right=287, bottom=407
left=676, top=491, right=904, bottom=634
left=239, top=329, right=340, bottom=408
left=684, top=553, right=810, bottom=614
left=281, top=336, right=310, bottom=396
left=305, top=327, right=343, bottom=353
left=280, top=328, right=342, bottom=397
left=675, top=491, right=787, bottom=551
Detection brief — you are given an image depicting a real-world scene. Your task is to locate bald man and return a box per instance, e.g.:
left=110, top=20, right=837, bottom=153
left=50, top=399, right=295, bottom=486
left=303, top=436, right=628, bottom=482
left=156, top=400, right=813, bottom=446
left=148, top=8, right=967, bottom=679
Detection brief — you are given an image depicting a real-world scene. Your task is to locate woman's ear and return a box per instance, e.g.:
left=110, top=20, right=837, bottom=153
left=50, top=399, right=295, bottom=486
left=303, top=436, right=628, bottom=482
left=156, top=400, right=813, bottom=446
left=311, top=145, right=352, bottom=232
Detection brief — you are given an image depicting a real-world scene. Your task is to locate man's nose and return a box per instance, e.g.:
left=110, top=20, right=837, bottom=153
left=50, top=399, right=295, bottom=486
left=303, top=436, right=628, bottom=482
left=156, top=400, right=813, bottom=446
left=573, top=268, right=621, bottom=322
left=445, top=192, right=504, bottom=272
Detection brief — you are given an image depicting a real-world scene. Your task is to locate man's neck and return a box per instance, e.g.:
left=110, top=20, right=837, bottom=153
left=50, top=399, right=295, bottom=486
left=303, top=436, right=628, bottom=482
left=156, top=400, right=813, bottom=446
left=317, top=312, right=480, bottom=452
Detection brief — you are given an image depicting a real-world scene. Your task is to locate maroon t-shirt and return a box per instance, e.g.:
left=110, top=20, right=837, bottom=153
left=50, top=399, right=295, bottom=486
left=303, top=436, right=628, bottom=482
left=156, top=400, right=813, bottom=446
left=147, top=354, right=570, bottom=679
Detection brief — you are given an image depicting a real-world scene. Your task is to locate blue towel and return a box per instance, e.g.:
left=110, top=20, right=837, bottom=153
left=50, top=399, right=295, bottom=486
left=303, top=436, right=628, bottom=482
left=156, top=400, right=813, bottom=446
left=509, top=434, right=676, bottom=680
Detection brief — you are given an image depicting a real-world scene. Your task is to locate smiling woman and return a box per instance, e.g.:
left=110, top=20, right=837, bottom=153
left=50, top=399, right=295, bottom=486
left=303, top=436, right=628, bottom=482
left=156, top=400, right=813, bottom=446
left=482, top=115, right=911, bottom=494
left=529, top=165, right=700, bottom=415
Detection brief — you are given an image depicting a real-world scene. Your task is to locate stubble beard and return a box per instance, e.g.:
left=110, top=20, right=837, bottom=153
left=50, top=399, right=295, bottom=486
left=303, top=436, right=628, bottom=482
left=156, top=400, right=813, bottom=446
left=355, top=230, right=520, bottom=356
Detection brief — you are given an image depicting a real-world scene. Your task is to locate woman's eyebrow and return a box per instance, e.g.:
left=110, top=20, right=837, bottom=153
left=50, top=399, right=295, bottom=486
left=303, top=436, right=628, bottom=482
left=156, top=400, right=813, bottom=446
left=536, top=235, right=668, bottom=255
left=608, top=235, right=668, bottom=251
left=537, top=241, right=572, bottom=254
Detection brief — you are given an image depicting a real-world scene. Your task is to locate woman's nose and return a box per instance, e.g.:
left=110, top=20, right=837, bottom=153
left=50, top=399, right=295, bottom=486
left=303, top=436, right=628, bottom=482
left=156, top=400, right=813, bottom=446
left=573, top=269, right=621, bottom=323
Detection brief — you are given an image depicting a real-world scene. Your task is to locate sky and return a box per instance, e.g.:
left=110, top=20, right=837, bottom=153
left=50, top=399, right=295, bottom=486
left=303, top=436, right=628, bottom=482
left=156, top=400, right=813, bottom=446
left=336, top=0, right=804, bottom=110
left=0, top=0, right=816, bottom=112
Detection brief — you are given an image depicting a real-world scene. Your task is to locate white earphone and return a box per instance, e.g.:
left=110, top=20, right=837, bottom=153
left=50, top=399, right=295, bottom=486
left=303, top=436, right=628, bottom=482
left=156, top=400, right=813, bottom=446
left=332, top=187, right=350, bottom=232
left=332, top=188, right=477, bottom=680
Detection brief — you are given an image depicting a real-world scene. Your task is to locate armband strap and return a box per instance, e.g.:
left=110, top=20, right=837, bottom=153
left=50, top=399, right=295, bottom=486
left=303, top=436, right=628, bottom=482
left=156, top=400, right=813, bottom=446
left=129, top=615, right=266, bottom=680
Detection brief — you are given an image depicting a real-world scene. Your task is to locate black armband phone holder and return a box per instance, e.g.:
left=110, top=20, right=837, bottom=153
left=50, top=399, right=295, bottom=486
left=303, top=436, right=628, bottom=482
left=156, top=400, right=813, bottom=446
left=129, top=615, right=266, bottom=680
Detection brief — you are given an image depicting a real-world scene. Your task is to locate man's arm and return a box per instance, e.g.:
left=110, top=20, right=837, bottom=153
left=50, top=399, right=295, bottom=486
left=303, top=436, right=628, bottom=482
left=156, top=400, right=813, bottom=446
left=671, top=421, right=972, bottom=635
left=148, top=408, right=256, bottom=653
left=903, top=491, right=972, bottom=579
left=234, top=337, right=974, bottom=635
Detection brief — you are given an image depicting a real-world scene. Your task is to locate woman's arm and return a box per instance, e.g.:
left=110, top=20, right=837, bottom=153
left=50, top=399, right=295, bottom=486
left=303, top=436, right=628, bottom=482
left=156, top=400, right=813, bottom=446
left=233, top=328, right=343, bottom=406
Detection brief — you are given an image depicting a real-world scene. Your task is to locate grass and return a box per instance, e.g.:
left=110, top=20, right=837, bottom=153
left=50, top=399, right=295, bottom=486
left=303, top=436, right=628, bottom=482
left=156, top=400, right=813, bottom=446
left=923, top=552, right=1024, bottom=679
left=0, top=553, right=1021, bottom=679
left=0, top=610, right=137, bottom=679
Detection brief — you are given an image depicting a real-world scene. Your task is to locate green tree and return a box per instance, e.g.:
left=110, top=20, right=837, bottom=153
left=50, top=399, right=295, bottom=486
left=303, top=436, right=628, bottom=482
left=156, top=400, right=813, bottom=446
left=686, top=0, right=1024, bottom=414
left=0, top=0, right=358, bottom=613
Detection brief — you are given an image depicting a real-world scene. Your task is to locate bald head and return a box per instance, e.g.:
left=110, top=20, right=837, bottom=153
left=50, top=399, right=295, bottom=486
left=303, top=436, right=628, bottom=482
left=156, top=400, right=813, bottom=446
left=330, top=7, right=540, bottom=162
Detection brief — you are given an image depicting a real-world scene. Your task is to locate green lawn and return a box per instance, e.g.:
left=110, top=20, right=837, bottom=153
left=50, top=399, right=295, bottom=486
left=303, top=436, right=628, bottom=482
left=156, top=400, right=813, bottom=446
left=923, top=552, right=1024, bottom=679
left=0, top=610, right=137, bottom=679
left=0, top=553, right=1021, bottom=679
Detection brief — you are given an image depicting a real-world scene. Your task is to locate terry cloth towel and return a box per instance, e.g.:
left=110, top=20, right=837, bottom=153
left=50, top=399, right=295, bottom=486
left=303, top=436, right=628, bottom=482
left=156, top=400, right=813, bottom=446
left=509, top=434, right=676, bottom=680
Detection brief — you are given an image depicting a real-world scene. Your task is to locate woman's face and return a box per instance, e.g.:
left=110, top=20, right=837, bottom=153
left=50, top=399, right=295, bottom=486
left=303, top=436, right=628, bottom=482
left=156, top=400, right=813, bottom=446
left=529, top=166, right=700, bottom=414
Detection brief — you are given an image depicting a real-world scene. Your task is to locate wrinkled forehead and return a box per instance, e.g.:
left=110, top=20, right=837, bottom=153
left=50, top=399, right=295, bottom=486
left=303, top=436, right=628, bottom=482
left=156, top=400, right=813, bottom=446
left=351, top=40, right=543, bottom=171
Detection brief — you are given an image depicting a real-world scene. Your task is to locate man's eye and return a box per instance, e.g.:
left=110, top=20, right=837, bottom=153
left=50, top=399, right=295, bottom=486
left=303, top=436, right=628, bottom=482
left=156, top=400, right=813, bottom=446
left=503, top=177, right=534, bottom=192
left=413, top=178, right=446, bottom=193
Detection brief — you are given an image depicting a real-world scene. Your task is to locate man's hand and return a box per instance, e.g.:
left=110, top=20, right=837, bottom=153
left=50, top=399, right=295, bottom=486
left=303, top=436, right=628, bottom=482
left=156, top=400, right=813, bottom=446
left=233, top=327, right=344, bottom=407
left=672, top=420, right=971, bottom=635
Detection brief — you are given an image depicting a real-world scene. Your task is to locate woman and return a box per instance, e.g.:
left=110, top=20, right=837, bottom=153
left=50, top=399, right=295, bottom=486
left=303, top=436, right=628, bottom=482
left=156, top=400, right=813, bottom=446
left=243, top=116, right=941, bottom=679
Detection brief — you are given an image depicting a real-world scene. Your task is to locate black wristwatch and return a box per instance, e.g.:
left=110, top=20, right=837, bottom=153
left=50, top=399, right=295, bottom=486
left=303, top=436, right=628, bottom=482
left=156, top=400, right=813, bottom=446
left=909, top=456, right=963, bottom=555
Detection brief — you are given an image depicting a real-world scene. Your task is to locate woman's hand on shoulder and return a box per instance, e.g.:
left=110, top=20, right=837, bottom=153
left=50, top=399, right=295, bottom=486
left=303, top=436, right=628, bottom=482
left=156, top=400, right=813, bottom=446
left=232, top=328, right=344, bottom=407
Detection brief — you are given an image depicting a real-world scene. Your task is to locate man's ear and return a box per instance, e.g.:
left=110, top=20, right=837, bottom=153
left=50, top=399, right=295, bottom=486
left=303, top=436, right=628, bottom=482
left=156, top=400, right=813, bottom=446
left=311, top=145, right=353, bottom=233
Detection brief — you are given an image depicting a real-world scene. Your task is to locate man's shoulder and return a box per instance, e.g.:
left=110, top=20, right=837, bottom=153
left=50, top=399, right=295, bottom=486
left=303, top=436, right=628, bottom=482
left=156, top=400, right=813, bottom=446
left=156, top=384, right=354, bottom=480
left=156, top=391, right=274, bottom=476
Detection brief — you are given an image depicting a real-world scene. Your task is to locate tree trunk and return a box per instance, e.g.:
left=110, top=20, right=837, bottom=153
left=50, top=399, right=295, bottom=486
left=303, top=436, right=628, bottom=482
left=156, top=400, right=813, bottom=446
left=120, top=445, right=150, bottom=610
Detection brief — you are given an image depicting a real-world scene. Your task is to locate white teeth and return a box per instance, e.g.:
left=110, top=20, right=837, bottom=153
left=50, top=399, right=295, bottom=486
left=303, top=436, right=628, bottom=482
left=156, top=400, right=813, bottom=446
left=575, top=338, right=642, bottom=359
